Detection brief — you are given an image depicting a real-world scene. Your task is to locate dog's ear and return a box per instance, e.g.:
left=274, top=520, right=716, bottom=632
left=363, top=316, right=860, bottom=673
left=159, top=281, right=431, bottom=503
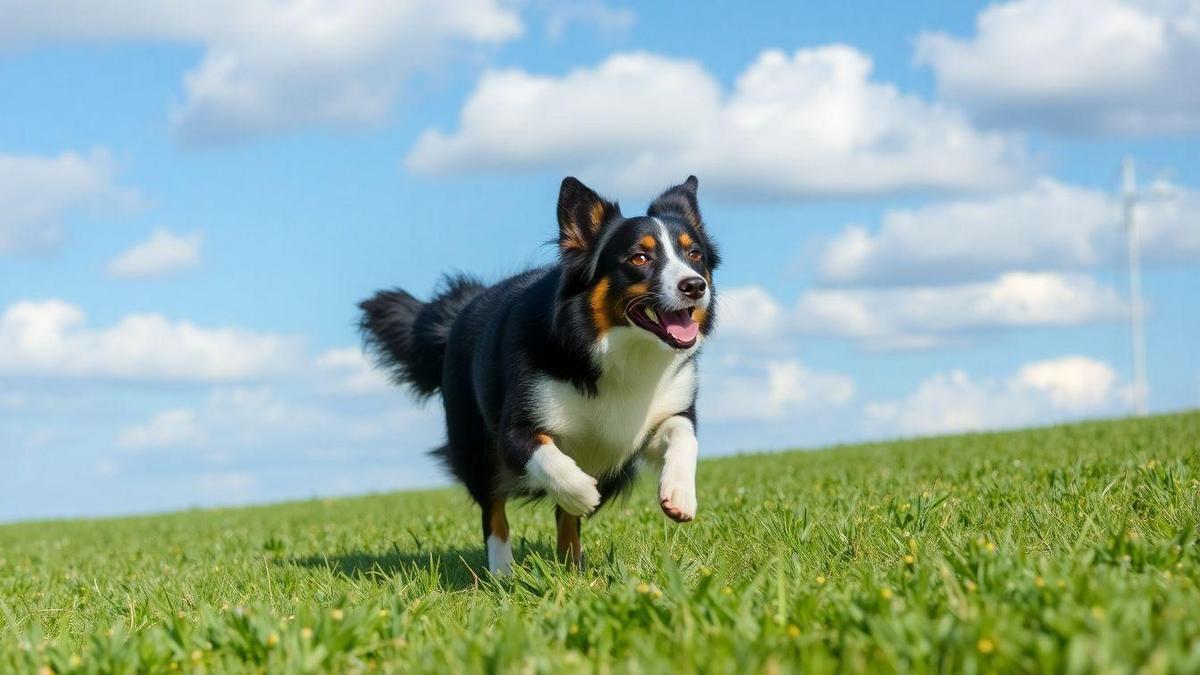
left=647, top=175, right=702, bottom=230
left=558, top=177, right=620, bottom=256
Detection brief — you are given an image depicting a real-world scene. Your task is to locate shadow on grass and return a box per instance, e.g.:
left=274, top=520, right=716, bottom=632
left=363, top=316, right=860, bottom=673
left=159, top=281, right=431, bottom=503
left=287, top=540, right=557, bottom=590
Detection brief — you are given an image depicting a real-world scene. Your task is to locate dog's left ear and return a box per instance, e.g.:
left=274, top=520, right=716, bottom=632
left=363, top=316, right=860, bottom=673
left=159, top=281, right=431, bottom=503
left=647, top=175, right=702, bottom=230
left=558, top=177, right=621, bottom=256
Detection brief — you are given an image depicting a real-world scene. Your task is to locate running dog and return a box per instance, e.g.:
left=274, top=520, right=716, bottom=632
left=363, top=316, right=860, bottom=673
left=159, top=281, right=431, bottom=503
left=359, top=176, right=719, bottom=574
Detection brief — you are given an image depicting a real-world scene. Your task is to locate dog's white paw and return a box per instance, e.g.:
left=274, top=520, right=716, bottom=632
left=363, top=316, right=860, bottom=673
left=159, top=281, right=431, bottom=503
left=659, top=479, right=697, bottom=522
left=553, top=472, right=601, bottom=517
left=525, top=445, right=601, bottom=516
left=487, top=535, right=514, bottom=576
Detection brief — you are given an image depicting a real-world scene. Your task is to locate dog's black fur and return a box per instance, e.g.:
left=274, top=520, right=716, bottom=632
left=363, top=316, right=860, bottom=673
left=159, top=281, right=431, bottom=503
left=360, top=176, right=719, bottom=571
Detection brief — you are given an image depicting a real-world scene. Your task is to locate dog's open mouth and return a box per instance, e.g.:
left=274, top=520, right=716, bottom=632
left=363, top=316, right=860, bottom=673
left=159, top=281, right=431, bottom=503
left=626, top=303, right=700, bottom=349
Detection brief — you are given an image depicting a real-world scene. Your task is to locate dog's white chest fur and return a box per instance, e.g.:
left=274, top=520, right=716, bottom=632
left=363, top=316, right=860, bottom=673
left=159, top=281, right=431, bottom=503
left=533, top=328, right=697, bottom=477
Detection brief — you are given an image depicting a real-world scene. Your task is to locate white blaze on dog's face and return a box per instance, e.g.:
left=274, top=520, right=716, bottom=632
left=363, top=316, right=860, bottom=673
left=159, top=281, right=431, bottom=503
left=607, top=214, right=715, bottom=351
left=654, top=217, right=711, bottom=315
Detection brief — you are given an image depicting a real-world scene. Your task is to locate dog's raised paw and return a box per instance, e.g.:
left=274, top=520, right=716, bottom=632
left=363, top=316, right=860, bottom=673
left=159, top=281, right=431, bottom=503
left=552, top=471, right=600, bottom=516
left=526, top=445, right=601, bottom=516
left=659, top=483, right=696, bottom=522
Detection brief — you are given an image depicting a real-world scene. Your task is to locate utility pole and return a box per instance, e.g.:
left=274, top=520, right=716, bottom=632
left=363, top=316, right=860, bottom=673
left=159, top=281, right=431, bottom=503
left=1121, top=157, right=1149, bottom=417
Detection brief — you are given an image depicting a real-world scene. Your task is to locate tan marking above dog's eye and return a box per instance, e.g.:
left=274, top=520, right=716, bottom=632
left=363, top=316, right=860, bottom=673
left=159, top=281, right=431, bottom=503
left=629, top=253, right=651, bottom=266
left=687, top=249, right=702, bottom=261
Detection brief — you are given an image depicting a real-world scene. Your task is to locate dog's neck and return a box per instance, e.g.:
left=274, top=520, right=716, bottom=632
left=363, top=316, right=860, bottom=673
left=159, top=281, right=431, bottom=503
left=592, top=327, right=693, bottom=384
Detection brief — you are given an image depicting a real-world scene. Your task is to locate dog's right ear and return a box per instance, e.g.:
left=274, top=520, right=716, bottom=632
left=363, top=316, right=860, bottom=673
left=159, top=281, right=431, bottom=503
left=558, top=177, right=620, bottom=256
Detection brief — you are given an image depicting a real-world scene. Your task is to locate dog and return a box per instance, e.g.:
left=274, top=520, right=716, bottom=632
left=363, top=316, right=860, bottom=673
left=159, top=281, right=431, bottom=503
left=359, top=176, right=719, bottom=574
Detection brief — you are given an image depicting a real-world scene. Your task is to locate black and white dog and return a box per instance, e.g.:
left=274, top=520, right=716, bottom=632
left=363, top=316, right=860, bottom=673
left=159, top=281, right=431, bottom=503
left=359, top=176, right=719, bottom=574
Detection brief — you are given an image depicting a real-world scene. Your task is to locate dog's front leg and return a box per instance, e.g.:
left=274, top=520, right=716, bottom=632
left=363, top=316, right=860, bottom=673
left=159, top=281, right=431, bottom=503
left=653, top=415, right=698, bottom=522
left=509, top=430, right=600, bottom=517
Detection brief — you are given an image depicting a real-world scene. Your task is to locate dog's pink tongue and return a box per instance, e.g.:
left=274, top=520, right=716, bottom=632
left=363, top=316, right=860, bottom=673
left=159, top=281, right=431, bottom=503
left=662, top=309, right=699, bottom=343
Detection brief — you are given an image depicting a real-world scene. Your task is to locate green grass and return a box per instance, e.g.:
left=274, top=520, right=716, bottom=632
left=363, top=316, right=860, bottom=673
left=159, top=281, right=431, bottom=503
left=2, top=412, right=1199, bottom=673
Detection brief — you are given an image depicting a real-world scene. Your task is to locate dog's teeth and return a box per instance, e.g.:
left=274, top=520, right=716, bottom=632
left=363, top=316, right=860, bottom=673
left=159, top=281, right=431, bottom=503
left=644, top=308, right=658, bottom=324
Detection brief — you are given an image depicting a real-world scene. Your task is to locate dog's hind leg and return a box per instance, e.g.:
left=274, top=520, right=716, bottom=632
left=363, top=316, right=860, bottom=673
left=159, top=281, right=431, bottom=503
left=482, top=497, right=513, bottom=576
left=555, top=505, right=582, bottom=569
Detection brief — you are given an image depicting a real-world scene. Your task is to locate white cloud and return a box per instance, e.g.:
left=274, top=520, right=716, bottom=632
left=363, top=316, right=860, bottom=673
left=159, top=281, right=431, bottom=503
left=117, top=409, right=204, bottom=450
left=916, top=0, right=1200, bottom=135
left=409, top=52, right=718, bottom=176
left=703, top=359, right=855, bottom=422
left=867, top=356, right=1123, bottom=435
left=0, top=0, right=523, bottom=143
left=818, top=177, right=1200, bottom=284
left=114, top=384, right=440, bottom=458
left=1015, top=356, right=1119, bottom=410
left=0, top=299, right=302, bottom=381
left=544, top=1, right=635, bottom=40
left=795, top=272, right=1128, bottom=350
left=115, top=387, right=318, bottom=453
left=313, top=347, right=393, bottom=395
left=716, top=286, right=785, bottom=340
left=106, top=229, right=202, bottom=279
left=406, top=47, right=1028, bottom=199
left=0, top=149, right=137, bottom=254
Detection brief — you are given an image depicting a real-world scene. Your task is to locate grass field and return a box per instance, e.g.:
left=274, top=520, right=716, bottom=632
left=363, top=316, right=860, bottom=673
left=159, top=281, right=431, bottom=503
left=2, top=412, right=1198, bottom=673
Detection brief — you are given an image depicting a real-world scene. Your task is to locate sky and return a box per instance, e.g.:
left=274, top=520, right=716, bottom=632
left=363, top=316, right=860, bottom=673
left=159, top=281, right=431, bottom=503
left=2, top=0, right=1197, bottom=523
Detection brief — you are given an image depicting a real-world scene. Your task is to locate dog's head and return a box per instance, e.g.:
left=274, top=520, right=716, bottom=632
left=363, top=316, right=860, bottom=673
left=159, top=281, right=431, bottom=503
left=556, top=176, right=720, bottom=351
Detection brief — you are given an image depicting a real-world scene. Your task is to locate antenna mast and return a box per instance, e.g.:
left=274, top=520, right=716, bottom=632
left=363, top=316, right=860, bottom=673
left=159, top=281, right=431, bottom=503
left=1121, top=156, right=1149, bottom=416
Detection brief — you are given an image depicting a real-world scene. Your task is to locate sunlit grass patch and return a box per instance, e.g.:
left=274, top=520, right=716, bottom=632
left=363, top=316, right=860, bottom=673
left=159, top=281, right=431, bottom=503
left=2, top=412, right=1198, bottom=672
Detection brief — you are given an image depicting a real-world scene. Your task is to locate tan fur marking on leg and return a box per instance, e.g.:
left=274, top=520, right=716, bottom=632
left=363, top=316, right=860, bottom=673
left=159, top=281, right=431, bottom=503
left=555, top=506, right=582, bottom=568
left=489, top=498, right=509, bottom=542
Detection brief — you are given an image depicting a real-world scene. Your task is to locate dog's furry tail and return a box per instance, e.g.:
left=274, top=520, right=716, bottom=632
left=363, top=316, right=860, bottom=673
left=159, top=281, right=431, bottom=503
left=358, top=274, right=485, bottom=398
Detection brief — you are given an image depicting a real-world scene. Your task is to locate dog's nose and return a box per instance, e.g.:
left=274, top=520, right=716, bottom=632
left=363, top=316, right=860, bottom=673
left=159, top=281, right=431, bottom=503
left=677, top=276, right=707, bottom=300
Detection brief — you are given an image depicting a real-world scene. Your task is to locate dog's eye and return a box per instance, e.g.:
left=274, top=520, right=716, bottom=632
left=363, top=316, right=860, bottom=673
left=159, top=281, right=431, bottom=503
left=687, top=249, right=703, bottom=262
left=629, top=253, right=651, bottom=266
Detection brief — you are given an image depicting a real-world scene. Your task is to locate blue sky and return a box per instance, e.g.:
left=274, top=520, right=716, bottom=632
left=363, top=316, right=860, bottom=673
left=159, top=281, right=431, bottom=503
left=2, top=0, right=1197, bottom=522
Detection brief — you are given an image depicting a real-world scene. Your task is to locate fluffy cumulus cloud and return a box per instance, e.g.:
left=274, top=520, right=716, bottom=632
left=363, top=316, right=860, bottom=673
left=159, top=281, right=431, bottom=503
left=6, top=329, right=441, bottom=517
left=916, top=0, right=1200, bottom=135
left=406, top=47, right=1029, bottom=199
left=114, top=384, right=440, bottom=459
left=702, top=358, right=855, bottom=422
left=1016, top=356, right=1120, bottom=411
left=867, top=356, right=1123, bottom=435
left=795, top=272, right=1128, bottom=350
left=313, top=347, right=393, bottom=396
left=102, top=383, right=442, bottom=512
left=818, top=177, right=1200, bottom=285
left=0, top=149, right=138, bottom=254
left=709, top=278, right=1127, bottom=351
left=715, top=286, right=785, bottom=340
left=116, top=387, right=315, bottom=452
left=106, top=229, right=203, bottom=279
left=0, top=294, right=439, bottom=517
left=0, top=299, right=302, bottom=381
left=0, top=0, right=523, bottom=142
